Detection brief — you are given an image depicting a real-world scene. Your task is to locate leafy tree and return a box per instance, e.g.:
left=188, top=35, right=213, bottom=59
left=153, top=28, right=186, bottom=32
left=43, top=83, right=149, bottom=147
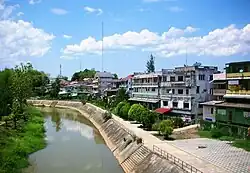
left=113, top=73, right=118, bottom=79
left=115, top=88, right=129, bottom=105
left=141, top=109, right=156, bottom=130
left=120, top=102, right=131, bottom=120
left=159, top=120, right=174, bottom=139
left=71, top=69, right=96, bottom=81
left=50, top=78, right=60, bottom=98
left=0, top=69, right=13, bottom=119
left=115, top=101, right=126, bottom=116
left=172, top=117, right=184, bottom=128
left=128, top=104, right=145, bottom=122
left=146, top=54, right=155, bottom=73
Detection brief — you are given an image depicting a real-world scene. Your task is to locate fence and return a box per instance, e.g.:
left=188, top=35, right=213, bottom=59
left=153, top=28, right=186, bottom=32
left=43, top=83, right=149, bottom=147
left=153, top=145, right=203, bottom=173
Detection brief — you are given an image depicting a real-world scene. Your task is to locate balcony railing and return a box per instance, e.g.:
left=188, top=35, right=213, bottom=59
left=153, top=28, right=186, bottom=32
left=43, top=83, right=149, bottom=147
left=226, top=72, right=250, bottom=78
left=161, top=81, right=194, bottom=87
left=133, top=82, right=158, bottom=86
left=213, top=89, right=226, bottom=96
left=226, top=90, right=250, bottom=95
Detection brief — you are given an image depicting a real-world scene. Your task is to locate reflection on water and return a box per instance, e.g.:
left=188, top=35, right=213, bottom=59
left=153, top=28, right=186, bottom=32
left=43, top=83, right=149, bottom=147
left=26, top=107, right=123, bottom=173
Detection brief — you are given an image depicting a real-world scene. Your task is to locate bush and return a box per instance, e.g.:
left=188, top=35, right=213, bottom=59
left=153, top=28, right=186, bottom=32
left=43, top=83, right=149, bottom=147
left=172, top=117, right=184, bottom=128
left=115, top=102, right=126, bottom=116
left=159, top=120, right=174, bottom=139
left=141, top=110, right=156, bottom=130
left=211, top=128, right=223, bottom=138
left=120, top=103, right=131, bottom=120
left=152, top=122, right=160, bottom=131
left=128, top=104, right=145, bottom=122
left=103, top=111, right=112, bottom=122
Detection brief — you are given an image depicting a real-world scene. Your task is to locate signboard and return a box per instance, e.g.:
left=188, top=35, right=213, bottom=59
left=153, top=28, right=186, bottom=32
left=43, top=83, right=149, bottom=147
left=228, top=80, right=239, bottom=85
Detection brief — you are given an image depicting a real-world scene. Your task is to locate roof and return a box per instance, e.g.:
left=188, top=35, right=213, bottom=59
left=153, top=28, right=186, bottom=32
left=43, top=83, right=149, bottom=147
left=155, top=108, right=172, bottom=114
left=226, top=61, right=250, bottom=65
left=200, top=100, right=224, bottom=106
left=121, top=74, right=133, bottom=81
left=95, top=72, right=113, bottom=78
left=224, top=94, right=250, bottom=99
left=215, top=102, right=250, bottom=109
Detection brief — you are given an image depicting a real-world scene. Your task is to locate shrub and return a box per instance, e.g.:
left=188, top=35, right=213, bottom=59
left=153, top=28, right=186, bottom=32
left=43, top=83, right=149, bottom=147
left=120, top=103, right=131, bottom=120
left=159, top=120, right=174, bottom=139
left=115, top=102, right=126, bottom=116
left=211, top=128, right=223, bottom=138
left=152, top=122, right=160, bottom=131
left=172, top=117, right=184, bottom=128
left=103, top=111, right=112, bottom=122
left=128, top=104, right=145, bottom=122
left=141, top=110, right=156, bottom=130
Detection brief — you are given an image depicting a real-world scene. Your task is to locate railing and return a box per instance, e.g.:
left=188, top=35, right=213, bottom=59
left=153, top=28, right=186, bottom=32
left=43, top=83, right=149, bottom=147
left=133, top=82, right=158, bottom=86
left=213, top=89, right=226, bottom=96
left=226, top=90, right=250, bottom=95
left=153, top=145, right=203, bottom=173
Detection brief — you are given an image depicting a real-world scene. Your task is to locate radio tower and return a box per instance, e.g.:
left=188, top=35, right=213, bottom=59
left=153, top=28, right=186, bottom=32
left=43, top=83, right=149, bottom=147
left=59, top=64, right=62, bottom=77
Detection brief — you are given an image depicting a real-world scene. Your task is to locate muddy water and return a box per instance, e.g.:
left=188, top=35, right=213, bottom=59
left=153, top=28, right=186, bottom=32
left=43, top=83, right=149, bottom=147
left=26, top=107, right=123, bottom=173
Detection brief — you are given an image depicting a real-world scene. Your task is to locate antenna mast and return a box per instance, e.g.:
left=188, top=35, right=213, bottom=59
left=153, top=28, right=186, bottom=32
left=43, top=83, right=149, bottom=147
left=101, top=22, right=104, bottom=72
left=185, top=48, right=188, bottom=66
left=59, top=64, right=62, bottom=77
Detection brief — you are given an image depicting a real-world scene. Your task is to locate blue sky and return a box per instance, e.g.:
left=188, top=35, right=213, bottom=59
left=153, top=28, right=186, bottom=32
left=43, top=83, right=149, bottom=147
left=1, top=0, right=250, bottom=78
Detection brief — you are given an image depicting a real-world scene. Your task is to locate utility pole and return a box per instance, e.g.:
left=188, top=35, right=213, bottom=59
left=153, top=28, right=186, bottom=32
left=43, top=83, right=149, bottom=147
left=101, top=21, right=104, bottom=72
left=59, top=64, right=62, bottom=77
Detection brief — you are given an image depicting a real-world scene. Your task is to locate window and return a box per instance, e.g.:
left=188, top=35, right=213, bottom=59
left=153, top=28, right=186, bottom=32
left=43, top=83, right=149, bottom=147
left=178, top=89, right=183, bottom=94
left=153, top=78, right=157, bottom=83
left=166, top=89, right=171, bottom=94
left=209, top=75, right=213, bottom=81
left=173, top=102, right=178, bottom=108
left=183, top=103, right=189, bottom=109
left=163, top=101, right=168, bottom=106
left=186, top=89, right=189, bottom=95
left=178, top=76, right=184, bottom=81
left=211, top=108, right=214, bottom=114
left=172, top=89, right=175, bottom=94
left=152, top=88, right=156, bottom=92
left=163, top=76, right=167, bottom=82
left=170, top=76, right=175, bottom=82
left=196, top=86, right=200, bottom=93
left=199, top=74, right=205, bottom=80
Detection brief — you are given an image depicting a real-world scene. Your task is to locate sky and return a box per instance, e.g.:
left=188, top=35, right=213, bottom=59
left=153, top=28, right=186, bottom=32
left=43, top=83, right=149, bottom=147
left=1, top=0, right=250, bottom=78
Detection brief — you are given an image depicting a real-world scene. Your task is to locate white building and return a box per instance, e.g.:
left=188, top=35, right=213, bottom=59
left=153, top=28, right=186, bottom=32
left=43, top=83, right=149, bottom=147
left=129, top=71, right=162, bottom=110
left=119, top=74, right=133, bottom=97
left=160, top=64, right=218, bottom=119
left=93, top=71, right=116, bottom=95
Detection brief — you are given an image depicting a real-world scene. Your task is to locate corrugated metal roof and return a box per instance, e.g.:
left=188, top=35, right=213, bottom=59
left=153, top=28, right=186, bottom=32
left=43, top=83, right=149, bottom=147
left=95, top=72, right=113, bottom=78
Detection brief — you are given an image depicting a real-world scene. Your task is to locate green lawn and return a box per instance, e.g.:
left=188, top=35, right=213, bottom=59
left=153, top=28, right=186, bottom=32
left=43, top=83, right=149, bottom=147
left=0, top=107, right=46, bottom=173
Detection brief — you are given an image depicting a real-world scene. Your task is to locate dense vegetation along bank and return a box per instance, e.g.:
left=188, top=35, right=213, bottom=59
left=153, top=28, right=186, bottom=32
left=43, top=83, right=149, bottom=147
left=0, top=107, right=46, bottom=173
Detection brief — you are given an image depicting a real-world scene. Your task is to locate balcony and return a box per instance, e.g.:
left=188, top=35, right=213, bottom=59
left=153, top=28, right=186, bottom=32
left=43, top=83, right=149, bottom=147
left=132, top=82, right=158, bottom=87
left=226, top=72, right=250, bottom=79
left=132, top=92, right=159, bottom=99
left=213, top=89, right=226, bottom=96
left=226, top=90, right=250, bottom=95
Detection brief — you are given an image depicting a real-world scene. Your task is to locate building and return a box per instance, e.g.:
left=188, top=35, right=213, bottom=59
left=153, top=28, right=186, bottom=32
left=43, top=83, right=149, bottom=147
left=201, top=73, right=226, bottom=122
left=215, top=61, right=250, bottom=127
left=119, top=74, right=133, bottom=97
left=160, top=64, right=218, bottom=120
left=129, top=71, right=162, bottom=110
left=93, top=71, right=115, bottom=95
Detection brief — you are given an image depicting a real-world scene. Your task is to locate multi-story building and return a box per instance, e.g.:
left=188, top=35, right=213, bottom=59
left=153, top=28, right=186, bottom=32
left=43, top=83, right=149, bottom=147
left=119, top=74, right=133, bottom=97
left=215, top=61, right=250, bottom=127
left=129, top=72, right=162, bottom=110
left=92, top=71, right=115, bottom=95
left=160, top=64, right=218, bottom=119
left=201, top=73, right=226, bottom=122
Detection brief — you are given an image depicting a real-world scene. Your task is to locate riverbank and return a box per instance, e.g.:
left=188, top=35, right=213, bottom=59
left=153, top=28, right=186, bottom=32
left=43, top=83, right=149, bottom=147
left=0, top=107, right=46, bottom=173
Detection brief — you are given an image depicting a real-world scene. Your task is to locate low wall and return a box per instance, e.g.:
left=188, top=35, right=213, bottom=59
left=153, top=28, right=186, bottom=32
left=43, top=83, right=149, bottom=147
left=28, top=100, right=184, bottom=173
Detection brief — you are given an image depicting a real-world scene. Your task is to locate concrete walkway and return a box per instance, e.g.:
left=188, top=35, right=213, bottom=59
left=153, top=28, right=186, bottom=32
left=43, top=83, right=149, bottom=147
left=111, top=115, right=228, bottom=173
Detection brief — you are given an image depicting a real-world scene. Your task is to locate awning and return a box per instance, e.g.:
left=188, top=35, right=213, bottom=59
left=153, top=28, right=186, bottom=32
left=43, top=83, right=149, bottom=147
left=155, top=108, right=172, bottom=114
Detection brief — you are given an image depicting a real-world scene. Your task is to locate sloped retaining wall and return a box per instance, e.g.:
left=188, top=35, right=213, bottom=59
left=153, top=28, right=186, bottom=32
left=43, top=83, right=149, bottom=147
left=28, top=100, right=184, bottom=173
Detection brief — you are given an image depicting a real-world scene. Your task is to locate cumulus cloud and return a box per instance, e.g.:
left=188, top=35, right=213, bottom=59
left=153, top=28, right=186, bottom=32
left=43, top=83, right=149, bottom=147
left=168, top=6, right=183, bottom=12
left=51, top=8, right=68, bottom=15
left=62, top=24, right=250, bottom=58
left=0, top=20, right=55, bottom=65
left=29, top=0, right=42, bottom=5
left=0, top=0, right=19, bottom=19
left=63, top=34, right=72, bottom=39
left=83, top=6, right=103, bottom=15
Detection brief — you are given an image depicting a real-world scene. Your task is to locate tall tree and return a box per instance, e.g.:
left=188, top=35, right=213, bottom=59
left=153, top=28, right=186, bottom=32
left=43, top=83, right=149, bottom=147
left=146, top=54, right=155, bottom=73
left=50, top=78, right=60, bottom=98
left=71, top=69, right=96, bottom=81
left=113, top=73, right=118, bottom=79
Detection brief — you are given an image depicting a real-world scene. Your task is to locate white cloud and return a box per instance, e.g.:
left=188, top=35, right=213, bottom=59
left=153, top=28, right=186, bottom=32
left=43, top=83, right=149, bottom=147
left=83, top=6, right=103, bottom=15
left=51, top=8, right=68, bottom=15
left=0, top=0, right=19, bottom=19
left=0, top=20, right=55, bottom=65
left=168, top=6, right=183, bottom=12
left=29, top=0, right=42, bottom=5
left=63, top=34, right=72, bottom=39
left=62, top=24, right=250, bottom=58
left=17, top=12, right=24, bottom=16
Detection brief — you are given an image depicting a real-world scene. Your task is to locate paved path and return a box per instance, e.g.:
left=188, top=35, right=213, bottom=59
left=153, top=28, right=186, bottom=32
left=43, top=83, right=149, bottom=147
left=112, top=115, right=228, bottom=173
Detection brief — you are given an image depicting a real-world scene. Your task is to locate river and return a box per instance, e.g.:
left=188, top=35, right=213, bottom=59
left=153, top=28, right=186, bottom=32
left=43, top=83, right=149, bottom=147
left=25, top=107, right=124, bottom=173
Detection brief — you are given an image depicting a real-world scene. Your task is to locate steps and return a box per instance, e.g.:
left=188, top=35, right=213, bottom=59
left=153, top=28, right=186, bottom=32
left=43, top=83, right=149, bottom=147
left=121, top=145, right=151, bottom=172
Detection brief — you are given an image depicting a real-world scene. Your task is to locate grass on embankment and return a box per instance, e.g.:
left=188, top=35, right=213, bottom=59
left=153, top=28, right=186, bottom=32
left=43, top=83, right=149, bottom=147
left=0, top=107, right=46, bottom=173
left=198, top=130, right=250, bottom=151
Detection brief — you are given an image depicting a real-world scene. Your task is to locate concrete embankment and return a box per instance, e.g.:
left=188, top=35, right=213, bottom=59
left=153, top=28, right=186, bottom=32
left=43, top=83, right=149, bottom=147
left=28, top=100, right=185, bottom=173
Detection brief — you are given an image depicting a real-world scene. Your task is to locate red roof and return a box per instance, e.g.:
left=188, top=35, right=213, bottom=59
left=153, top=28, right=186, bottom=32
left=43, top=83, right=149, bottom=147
left=155, top=108, right=172, bottom=114
left=121, top=74, right=133, bottom=81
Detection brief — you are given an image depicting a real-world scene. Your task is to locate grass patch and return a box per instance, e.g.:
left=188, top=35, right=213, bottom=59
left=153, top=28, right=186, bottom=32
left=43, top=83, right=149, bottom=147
left=198, top=130, right=212, bottom=138
left=0, top=107, right=46, bottom=173
left=232, top=140, right=250, bottom=152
